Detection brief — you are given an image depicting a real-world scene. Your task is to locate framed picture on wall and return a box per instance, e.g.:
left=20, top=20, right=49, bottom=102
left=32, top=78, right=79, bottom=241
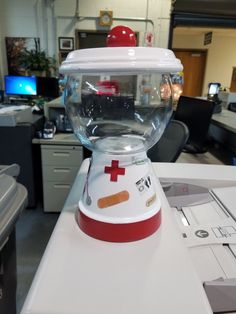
left=5, top=37, right=40, bottom=75
left=58, top=37, right=74, bottom=51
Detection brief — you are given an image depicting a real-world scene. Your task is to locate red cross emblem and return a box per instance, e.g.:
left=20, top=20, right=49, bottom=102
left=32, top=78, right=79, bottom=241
left=104, top=160, right=125, bottom=182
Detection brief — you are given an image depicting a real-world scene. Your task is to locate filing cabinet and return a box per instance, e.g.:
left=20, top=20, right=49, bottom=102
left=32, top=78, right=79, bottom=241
left=41, top=144, right=83, bottom=212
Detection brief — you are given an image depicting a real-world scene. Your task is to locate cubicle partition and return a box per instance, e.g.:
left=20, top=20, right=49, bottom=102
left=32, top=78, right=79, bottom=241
left=0, top=115, right=44, bottom=207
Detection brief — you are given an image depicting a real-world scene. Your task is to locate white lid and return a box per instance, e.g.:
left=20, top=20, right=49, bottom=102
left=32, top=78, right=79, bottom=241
left=59, top=47, right=183, bottom=74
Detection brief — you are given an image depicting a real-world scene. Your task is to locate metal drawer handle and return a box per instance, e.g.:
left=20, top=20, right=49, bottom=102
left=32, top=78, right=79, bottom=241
left=53, top=168, right=71, bottom=173
left=54, top=184, right=71, bottom=189
left=53, top=152, right=70, bottom=157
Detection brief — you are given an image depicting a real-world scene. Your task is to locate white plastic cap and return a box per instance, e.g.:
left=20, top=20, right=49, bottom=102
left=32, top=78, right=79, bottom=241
left=59, top=47, right=183, bottom=74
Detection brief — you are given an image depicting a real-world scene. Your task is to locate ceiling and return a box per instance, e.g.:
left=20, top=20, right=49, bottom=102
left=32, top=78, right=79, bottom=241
left=173, top=0, right=236, bottom=17
left=174, top=26, right=236, bottom=37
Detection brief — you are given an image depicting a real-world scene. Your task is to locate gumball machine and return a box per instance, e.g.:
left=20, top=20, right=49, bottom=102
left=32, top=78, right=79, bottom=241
left=60, top=26, right=182, bottom=242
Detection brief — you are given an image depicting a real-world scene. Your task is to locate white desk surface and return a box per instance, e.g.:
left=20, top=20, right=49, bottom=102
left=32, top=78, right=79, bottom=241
left=20, top=162, right=236, bottom=314
left=212, top=109, right=236, bottom=133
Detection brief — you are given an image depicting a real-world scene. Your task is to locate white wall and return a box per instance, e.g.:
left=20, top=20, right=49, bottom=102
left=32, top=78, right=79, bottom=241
left=173, top=31, right=236, bottom=95
left=54, top=0, right=171, bottom=47
left=0, top=0, right=48, bottom=81
left=0, top=0, right=172, bottom=81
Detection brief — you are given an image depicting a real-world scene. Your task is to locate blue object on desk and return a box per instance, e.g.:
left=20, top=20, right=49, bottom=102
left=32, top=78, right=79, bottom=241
left=233, top=157, right=236, bottom=165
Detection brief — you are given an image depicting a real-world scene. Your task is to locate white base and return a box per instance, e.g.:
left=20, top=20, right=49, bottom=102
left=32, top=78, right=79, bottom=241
left=79, top=150, right=161, bottom=224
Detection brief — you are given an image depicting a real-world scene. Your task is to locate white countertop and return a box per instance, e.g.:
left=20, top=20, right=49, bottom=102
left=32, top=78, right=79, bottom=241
left=20, top=162, right=236, bottom=314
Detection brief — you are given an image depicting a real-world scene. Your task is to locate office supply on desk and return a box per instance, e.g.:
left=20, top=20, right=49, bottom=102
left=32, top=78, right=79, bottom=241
left=43, top=98, right=73, bottom=133
left=0, top=105, right=33, bottom=126
left=55, top=113, right=72, bottom=132
left=42, top=120, right=56, bottom=139
left=165, top=182, right=236, bottom=313
left=174, top=96, right=215, bottom=153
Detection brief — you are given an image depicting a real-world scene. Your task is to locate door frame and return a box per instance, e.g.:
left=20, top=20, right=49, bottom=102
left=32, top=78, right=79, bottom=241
left=75, top=30, right=109, bottom=49
left=173, top=48, right=208, bottom=97
left=75, top=29, right=140, bottom=49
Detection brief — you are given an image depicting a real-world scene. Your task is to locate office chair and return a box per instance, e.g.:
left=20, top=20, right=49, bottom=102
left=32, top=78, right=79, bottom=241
left=174, top=96, right=215, bottom=154
left=147, top=119, right=189, bottom=162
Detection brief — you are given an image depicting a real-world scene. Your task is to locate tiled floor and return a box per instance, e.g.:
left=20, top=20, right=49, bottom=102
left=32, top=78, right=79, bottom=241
left=15, top=145, right=234, bottom=313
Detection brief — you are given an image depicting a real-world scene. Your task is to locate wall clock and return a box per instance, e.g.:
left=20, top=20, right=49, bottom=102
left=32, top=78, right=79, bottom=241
left=99, top=10, right=113, bottom=26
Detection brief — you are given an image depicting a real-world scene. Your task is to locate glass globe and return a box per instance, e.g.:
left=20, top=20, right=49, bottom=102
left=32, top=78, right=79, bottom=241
left=60, top=29, right=183, bottom=243
left=64, top=72, right=173, bottom=155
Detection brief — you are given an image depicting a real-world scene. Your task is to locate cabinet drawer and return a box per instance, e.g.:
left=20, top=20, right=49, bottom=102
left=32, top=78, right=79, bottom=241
left=43, top=181, right=72, bottom=212
left=42, top=165, right=79, bottom=182
left=41, top=145, right=82, bottom=166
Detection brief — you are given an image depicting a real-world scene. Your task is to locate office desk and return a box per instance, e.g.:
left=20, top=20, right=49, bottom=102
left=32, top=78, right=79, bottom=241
left=20, top=162, right=236, bottom=314
left=210, top=109, right=236, bottom=154
left=32, top=132, right=79, bottom=146
left=211, top=109, right=236, bottom=133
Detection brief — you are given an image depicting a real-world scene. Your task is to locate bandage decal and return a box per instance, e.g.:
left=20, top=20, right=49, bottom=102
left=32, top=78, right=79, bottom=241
left=98, top=190, right=129, bottom=208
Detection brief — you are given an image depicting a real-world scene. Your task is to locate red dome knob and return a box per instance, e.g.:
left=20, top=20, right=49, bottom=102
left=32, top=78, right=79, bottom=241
left=106, top=25, right=137, bottom=47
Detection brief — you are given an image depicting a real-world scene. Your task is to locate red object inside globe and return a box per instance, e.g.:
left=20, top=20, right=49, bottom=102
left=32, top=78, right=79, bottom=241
left=96, top=81, right=120, bottom=95
left=106, top=25, right=137, bottom=47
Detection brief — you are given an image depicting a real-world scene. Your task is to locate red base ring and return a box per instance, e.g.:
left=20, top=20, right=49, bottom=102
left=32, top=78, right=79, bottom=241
left=76, top=209, right=161, bottom=242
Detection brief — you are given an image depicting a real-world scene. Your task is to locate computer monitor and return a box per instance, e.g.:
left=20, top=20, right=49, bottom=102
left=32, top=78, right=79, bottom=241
left=208, top=82, right=221, bottom=97
left=4, top=75, right=37, bottom=97
left=207, top=82, right=222, bottom=113
left=37, top=77, right=59, bottom=99
left=174, top=96, right=215, bottom=153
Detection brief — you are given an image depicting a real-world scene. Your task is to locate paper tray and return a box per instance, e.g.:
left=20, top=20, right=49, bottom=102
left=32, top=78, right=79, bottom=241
left=0, top=173, right=28, bottom=246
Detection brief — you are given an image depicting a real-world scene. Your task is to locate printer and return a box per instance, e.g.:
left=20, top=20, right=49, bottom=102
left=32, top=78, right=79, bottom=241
left=0, top=105, right=33, bottom=126
left=0, top=164, right=28, bottom=313
left=164, top=182, right=236, bottom=313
